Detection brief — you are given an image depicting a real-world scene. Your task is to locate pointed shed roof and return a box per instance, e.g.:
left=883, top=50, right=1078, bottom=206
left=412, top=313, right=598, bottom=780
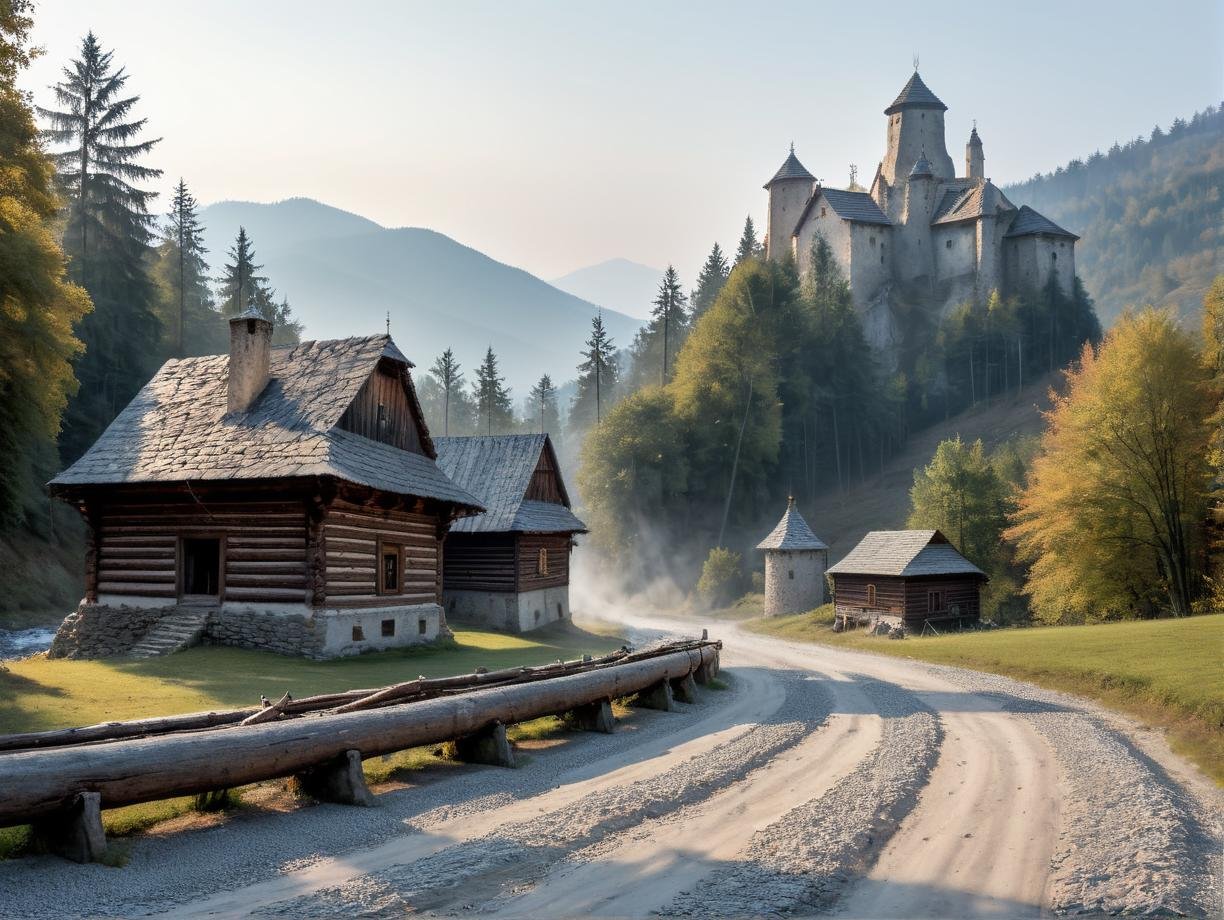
left=1004, top=205, right=1080, bottom=240
left=827, top=530, right=985, bottom=578
left=756, top=498, right=828, bottom=551
left=764, top=146, right=816, bottom=188
left=884, top=72, right=947, bottom=115
left=909, top=152, right=934, bottom=178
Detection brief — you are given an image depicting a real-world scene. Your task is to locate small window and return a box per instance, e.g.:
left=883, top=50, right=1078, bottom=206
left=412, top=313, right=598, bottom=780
left=945, top=239, right=953, bottom=249
left=537, top=547, right=549, bottom=575
left=866, top=584, right=877, bottom=607
left=557, top=602, right=563, bottom=619
left=788, top=569, right=794, bottom=580
left=352, top=624, right=364, bottom=642
left=380, top=543, right=401, bottom=595
left=376, top=402, right=388, bottom=431
left=928, top=590, right=944, bottom=613
left=418, top=618, right=427, bottom=635
left=381, top=618, right=395, bottom=637
left=820, top=207, right=827, bottom=218
left=869, top=235, right=876, bottom=246
left=1051, top=251, right=1057, bottom=262
left=534, top=610, right=541, bottom=623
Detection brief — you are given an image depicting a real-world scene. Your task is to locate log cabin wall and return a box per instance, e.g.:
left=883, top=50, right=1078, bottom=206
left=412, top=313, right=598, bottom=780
left=832, top=575, right=906, bottom=615
left=902, top=576, right=982, bottom=620
left=322, top=500, right=440, bottom=609
left=93, top=493, right=308, bottom=605
left=516, top=534, right=571, bottom=592
left=336, top=364, right=424, bottom=454
left=524, top=450, right=565, bottom=504
left=442, top=533, right=517, bottom=593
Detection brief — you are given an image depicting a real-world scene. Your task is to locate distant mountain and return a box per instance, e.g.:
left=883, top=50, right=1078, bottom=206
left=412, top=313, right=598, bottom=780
left=1004, top=105, right=1222, bottom=326
left=550, top=258, right=664, bottom=321
left=198, top=199, right=641, bottom=394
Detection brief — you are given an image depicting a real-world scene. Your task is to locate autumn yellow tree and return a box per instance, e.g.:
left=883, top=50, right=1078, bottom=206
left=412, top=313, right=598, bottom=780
left=1006, top=308, right=1214, bottom=621
left=1201, top=276, right=1224, bottom=606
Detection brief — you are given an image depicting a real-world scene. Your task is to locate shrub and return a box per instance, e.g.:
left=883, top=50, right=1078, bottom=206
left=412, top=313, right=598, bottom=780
left=696, top=548, right=743, bottom=607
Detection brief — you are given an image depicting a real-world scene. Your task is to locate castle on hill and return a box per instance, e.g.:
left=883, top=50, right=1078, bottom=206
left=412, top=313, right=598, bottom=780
left=764, top=70, right=1079, bottom=353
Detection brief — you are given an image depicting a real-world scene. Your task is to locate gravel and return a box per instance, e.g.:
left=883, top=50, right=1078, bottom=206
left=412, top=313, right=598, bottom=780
left=248, top=669, right=834, bottom=917
left=660, top=675, right=942, bottom=918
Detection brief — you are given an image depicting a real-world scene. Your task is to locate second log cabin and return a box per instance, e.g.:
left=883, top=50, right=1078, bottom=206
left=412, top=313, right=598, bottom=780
left=434, top=434, right=587, bottom=632
left=48, top=310, right=483, bottom=659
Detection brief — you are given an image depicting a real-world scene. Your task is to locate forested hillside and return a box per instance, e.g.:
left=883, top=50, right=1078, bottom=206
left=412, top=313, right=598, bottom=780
left=1004, top=104, right=1222, bottom=326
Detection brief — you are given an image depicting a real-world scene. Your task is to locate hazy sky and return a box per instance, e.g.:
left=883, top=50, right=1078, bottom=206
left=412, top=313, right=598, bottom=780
left=23, top=1, right=1223, bottom=285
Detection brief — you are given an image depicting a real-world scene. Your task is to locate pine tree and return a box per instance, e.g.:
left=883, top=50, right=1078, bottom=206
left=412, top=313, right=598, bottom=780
left=527, top=374, right=560, bottom=435
left=0, top=0, right=92, bottom=526
left=571, top=311, right=619, bottom=430
left=39, top=31, right=163, bottom=463
left=429, top=348, right=463, bottom=436
left=473, top=346, right=513, bottom=435
left=629, top=265, right=689, bottom=389
left=216, top=227, right=267, bottom=317
left=734, top=215, right=761, bottom=266
left=692, top=242, right=729, bottom=317
left=154, top=178, right=222, bottom=356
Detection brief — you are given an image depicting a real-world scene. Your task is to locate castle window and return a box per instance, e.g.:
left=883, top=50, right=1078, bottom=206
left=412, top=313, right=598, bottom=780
left=788, top=569, right=794, bottom=580
left=1051, top=252, right=1057, bottom=262
left=820, top=207, right=827, bottom=218
left=946, top=239, right=953, bottom=249
left=869, top=236, right=876, bottom=246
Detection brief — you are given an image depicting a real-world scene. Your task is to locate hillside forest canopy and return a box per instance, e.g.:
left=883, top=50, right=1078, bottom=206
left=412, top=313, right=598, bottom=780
left=0, top=3, right=1218, bottom=626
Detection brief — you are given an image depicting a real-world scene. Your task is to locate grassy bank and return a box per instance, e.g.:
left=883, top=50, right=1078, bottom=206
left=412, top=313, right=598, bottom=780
left=745, top=612, right=1224, bottom=783
left=0, top=621, right=626, bottom=857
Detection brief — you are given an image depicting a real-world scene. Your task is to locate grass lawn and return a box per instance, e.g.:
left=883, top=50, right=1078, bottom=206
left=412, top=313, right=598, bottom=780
left=0, top=621, right=627, bottom=857
left=745, top=612, right=1224, bottom=783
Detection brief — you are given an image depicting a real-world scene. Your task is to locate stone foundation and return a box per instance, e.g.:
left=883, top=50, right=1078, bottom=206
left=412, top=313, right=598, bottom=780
left=48, top=599, right=447, bottom=659
left=444, top=586, right=570, bottom=633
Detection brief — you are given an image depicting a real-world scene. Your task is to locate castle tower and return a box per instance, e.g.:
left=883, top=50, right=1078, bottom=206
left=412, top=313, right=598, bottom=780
left=966, top=125, right=985, bottom=181
left=879, top=71, right=955, bottom=221
left=898, top=153, right=939, bottom=282
left=756, top=497, right=828, bottom=616
left=764, top=145, right=815, bottom=262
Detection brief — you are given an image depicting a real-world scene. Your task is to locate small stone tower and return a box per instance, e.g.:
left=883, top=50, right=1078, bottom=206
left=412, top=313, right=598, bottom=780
left=756, top=497, right=829, bottom=616
left=764, top=145, right=816, bottom=262
left=966, top=125, right=984, bottom=181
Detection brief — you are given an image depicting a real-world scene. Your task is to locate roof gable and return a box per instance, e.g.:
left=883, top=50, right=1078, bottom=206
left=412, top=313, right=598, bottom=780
left=931, top=181, right=1015, bottom=227
left=1004, top=205, right=1079, bottom=240
left=827, top=530, right=986, bottom=578
left=50, top=335, right=480, bottom=510
left=794, top=187, right=892, bottom=236
left=434, top=434, right=587, bottom=534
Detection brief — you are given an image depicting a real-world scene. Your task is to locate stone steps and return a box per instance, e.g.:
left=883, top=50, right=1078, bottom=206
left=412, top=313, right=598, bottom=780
left=128, top=609, right=210, bottom=659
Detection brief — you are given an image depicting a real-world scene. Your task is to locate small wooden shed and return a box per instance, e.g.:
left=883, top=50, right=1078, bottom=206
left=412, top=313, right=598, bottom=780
left=48, top=311, right=483, bottom=659
left=434, top=434, right=586, bottom=632
left=826, top=530, right=986, bottom=631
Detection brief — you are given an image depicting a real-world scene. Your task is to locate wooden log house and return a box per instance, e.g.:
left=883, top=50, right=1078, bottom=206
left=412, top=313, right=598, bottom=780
left=433, top=434, right=587, bottom=632
left=48, top=310, right=483, bottom=658
left=826, top=530, right=986, bottom=632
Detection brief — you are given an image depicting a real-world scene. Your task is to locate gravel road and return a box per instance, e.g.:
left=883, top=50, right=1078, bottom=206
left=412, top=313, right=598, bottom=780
left=0, top=616, right=1217, bottom=919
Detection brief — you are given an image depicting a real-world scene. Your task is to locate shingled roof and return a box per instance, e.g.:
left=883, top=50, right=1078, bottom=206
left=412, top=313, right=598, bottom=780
left=885, top=71, right=947, bottom=115
left=756, top=499, right=828, bottom=551
left=764, top=146, right=815, bottom=188
left=931, top=181, right=1015, bottom=226
left=50, top=335, right=483, bottom=511
left=1004, top=205, right=1080, bottom=240
left=434, top=434, right=587, bottom=534
left=827, top=530, right=986, bottom=578
left=794, top=187, right=892, bottom=234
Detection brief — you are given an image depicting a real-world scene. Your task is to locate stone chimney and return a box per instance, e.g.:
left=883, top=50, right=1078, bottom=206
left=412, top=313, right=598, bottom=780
left=227, top=308, right=273, bottom=413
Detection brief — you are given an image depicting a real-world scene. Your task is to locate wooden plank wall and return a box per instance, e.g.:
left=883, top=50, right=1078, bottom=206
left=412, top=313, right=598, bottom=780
left=323, top=500, right=439, bottom=608
left=524, top=450, right=565, bottom=504
left=903, top=577, right=981, bottom=619
left=442, top=533, right=517, bottom=592
left=832, top=574, right=906, bottom=615
left=516, top=534, right=570, bottom=592
left=336, top=365, right=423, bottom=454
left=95, top=498, right=308, bottom=604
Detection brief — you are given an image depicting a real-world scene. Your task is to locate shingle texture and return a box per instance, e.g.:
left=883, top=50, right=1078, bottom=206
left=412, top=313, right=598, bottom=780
left=819, top=188, right=892, bottom=226
left=931, top=181, right=1015, bottom=226
left=1005, top=205, right=1080, bottom=240
left=434, top=435, right=586, bottom=534
left=764, top=149, right=815, bottom=188
left=50, top=335, right=482, bottom=510
left=827, top=530, right=985, bottom=577
left=756, top=501, right=828, bottom=551
left=884, top=72, right=947, bottom=115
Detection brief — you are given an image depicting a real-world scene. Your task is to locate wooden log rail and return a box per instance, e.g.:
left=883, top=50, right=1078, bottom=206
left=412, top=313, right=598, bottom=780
left=0, top=643, right=720, bottom=828
left=0, top=639, right=716, bottom=754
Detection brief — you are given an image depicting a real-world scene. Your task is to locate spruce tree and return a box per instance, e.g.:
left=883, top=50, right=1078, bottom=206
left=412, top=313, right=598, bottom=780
left=527, top=374, right=560, bottom=435
left=429, top=348, right=463, bottom=436
left=39, top=31, right=163, bottom=463
left=473, top=346, right=513, bottom=434
left=216, top=227, right=267, bottom=317
left=692, top=242, right=729, bottom=317
left=0, top=1, right=92, bottom=526
left=155, top=178, right=222, bottom=357
left=571, top=311, right=619, bottom=429
left=734, top=215, right=761, bottom=266
left=629, top=266, right=689, bottom=389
